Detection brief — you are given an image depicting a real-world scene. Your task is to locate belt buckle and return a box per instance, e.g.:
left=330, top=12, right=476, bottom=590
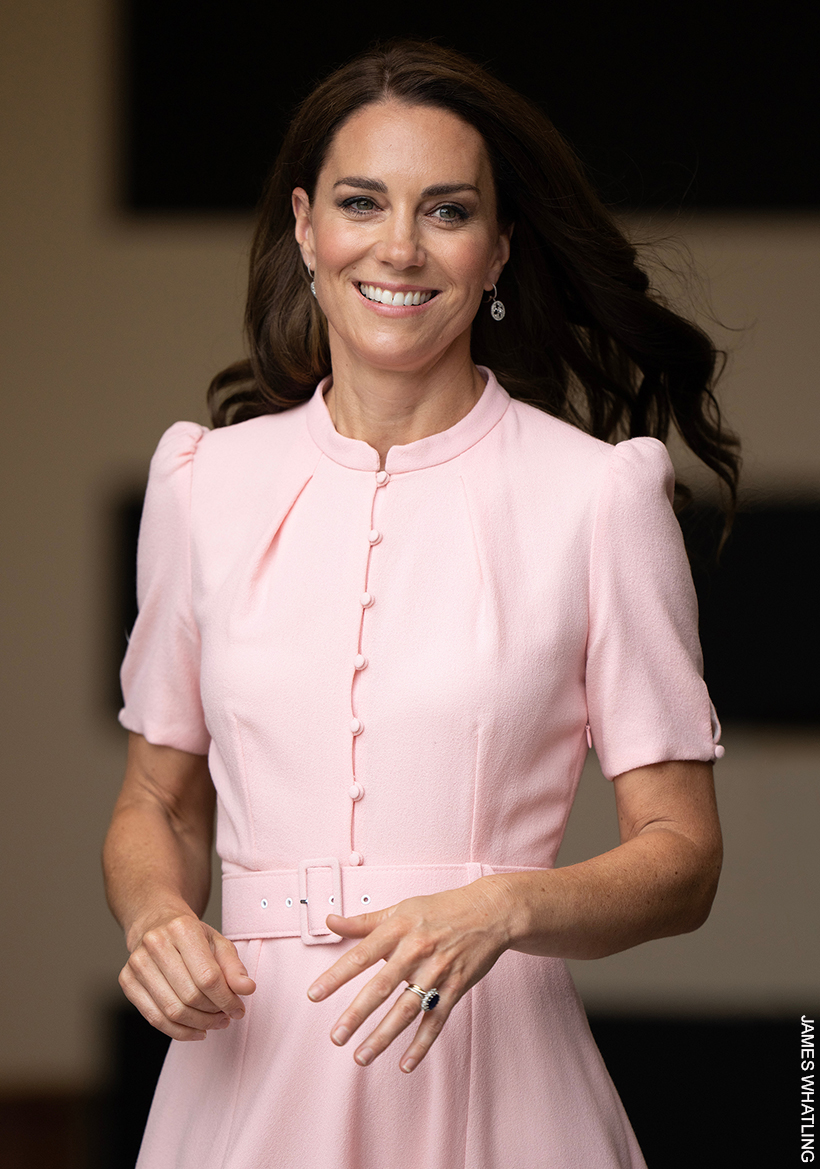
left=297, top=857, right=343, bottom=945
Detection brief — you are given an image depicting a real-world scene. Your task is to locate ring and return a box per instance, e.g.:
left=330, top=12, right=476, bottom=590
left=405, top=983, right=440, bottom=1011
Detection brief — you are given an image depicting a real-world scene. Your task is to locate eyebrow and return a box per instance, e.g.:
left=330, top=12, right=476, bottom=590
left=333, top=177, right=481, bottom=198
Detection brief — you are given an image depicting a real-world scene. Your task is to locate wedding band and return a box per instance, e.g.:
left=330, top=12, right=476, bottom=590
left=405, top=983, right=440, bottom=1011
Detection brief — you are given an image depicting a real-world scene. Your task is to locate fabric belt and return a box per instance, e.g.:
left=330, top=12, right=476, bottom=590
left=222, top=859, right=541, bottom=945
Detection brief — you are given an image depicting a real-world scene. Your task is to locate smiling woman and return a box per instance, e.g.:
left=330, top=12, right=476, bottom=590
left=290, top=101, right=511, bottom=455
left=104, top=37, right=737, bottom=1169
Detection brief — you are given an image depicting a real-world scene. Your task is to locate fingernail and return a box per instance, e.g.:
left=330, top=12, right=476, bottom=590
left=214, top=1017, right=230, bottom=1029
left=229, top=1009, right=245, bottom=1020
left=356, top=1047, right=374, bottom=1066
left=332, top=1025, right=350, bottom=1045
left=308, top=984, right=325, bottom=1002
left=401, top=1057, right=417, bottom=1074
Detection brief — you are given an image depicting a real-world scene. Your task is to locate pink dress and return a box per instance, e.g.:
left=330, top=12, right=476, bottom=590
left=120, top=368, right=720, bottom=1168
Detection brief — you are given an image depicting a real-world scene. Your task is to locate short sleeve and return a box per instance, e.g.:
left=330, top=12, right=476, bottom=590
left=585, top=436, right=722, bottom=780
left=118, top=421, right=211, bottom=755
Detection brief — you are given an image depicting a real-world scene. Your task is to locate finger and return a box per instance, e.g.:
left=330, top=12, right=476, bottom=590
left=120, top=962, right=229, bottom=1041
left=355, top=985, right=453, bottom=1069
left=398, top=1004, right=450, bottom=1073
left=327, top=957, right=413, bottom=1046
left=165, top=922, right=248, bottom=1017
left=210, top=932, right=257, bottom=999
left=326, top=931, right=446, bottom=1048
left=325, top=908, right=392, bottom=938
left=138, top=930, right=227, bottom=1015
left=126, top=948, right=235, bottom=1030
left=307, top=922, right=400, bottom=1002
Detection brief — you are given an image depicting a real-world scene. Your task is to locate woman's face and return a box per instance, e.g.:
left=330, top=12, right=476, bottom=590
left=292, top=101, right=511, bottom=377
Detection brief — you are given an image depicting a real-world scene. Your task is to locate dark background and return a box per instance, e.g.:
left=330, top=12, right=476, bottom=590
left=122, top=0, right=820, bottom=214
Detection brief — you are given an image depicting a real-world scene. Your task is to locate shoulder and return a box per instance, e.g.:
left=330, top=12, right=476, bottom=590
left=148, top=420, right=209, bottom=479
left=502, top=398, right=673, bottom=495
left=595, top=438, right=676, bottom=541
left=605, top=435, right=674, bottom=501
left=148, top=405, right=315, bottom=494
left=189, top=404, right=312, bottom=476
left=589, top=437, right=682, bottom=570
left=503, top=397, right=611, bottom=470
left=184, top=407, right=321, bottom=565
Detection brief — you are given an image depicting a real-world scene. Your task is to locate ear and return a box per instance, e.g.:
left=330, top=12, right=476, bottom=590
left=292, top=187, right=314, bottom=269
left=484, top=222, right=514, bottom=291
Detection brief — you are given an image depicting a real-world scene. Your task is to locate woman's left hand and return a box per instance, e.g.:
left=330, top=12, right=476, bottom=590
left=307, top=879, right=513, bottom=1073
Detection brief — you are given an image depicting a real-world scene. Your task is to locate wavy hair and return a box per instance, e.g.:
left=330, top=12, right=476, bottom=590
left=208, top=38, right=740, bottom=518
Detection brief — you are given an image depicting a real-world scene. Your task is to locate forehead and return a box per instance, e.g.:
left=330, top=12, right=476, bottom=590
left=319, top=101, right=493, bottom=187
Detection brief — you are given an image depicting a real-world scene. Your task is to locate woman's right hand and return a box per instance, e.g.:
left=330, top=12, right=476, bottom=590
left=120, top=909, right=256, bottom=1041
left=104, top=734, right=256, bottom=1041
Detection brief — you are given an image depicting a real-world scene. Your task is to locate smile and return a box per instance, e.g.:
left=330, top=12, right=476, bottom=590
left=357, top=283, right=436, bottom=307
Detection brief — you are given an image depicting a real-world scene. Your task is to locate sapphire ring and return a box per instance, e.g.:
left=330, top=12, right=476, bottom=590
left=405, top=983, right=440, bottom=1011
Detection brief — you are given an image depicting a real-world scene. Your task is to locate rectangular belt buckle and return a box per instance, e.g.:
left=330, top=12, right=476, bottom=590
left=297, top=857, right=343, bottom=945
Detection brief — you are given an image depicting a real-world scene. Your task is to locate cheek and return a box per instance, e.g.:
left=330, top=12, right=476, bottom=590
left=313, top=218, right=366, bottom=270
left=443, top=234, right=500, bottom=289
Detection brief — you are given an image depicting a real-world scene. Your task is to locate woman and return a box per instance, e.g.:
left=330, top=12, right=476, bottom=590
left=104, top=39, right=738, bottom=1169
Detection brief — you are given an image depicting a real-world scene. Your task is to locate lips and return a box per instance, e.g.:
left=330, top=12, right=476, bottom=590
left=357, top=283, right=436, bottom=307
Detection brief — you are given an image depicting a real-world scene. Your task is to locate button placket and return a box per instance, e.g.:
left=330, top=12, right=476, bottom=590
left=347, top=469, right=391, bottom=865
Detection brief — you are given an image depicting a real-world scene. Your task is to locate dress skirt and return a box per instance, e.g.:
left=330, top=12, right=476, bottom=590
left=137, top=936, right=646, bottom=1169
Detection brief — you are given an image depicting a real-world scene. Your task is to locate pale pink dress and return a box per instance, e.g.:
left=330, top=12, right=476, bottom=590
left=120, top=368, right=721, bottom=1168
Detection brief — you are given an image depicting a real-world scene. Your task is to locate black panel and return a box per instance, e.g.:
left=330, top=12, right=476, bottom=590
left=589, top=1015, right=804, bottom=1167
left=122, top=0, right=820, bottom=213
left=680, top=503, right=820, bottom=724
left=98, top=1005, right=171, bottom=1168
left=111, top=491, right=144, bottom=713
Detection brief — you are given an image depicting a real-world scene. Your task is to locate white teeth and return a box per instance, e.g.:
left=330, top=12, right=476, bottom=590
left=359, top=284, right=433, bottom=306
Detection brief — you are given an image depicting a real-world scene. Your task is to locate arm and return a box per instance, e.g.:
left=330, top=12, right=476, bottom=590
left=307, top=759, right=721, bottom=1071
left=491, top=758, right=722, bottom=959
left=103, top=732, right=256, bottom=1041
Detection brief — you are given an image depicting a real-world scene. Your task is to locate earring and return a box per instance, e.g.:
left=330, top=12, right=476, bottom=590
left=489, top=284, right=505, bottom=321
left=308, top=268, right=316, bottom=298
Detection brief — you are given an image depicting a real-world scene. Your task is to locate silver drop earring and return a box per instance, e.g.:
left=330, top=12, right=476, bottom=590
left=490, top=284, right=506, bottom=321
left=308, top=268, right=316, bottom=298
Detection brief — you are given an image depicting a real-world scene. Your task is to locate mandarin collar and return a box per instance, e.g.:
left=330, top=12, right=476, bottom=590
left=305, top=367, right=509, bottom=473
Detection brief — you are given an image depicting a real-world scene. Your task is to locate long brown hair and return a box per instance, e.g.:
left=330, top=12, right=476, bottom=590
left=208, top=38, right=740, bottom=515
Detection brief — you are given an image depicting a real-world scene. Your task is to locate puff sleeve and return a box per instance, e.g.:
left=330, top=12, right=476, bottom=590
left=118, top=421, right=211, bottom=755
left=585, top=436, right=722, bottom=780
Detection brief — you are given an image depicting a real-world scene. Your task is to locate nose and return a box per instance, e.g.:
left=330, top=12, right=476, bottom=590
left=373, top=209, right=424, bottom=270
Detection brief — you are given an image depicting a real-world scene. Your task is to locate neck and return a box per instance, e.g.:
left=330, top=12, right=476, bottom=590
left=323, top=346, right=486, bottom=469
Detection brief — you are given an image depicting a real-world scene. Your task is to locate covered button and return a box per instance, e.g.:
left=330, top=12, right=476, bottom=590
left=349, top=782, right=364, bottom=801
left=348, top=851, right=364, bottom=866
left=714, top=745, right=725, bottom=759
left=368, top=529, right=382, bottom=545
left=375, top=470, right=390, bottom=486
left=350, top=717, right=364, bottom=735
left=354, top=653, right=368, bottom=670
left=360, top=591, right=374, bottom=608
